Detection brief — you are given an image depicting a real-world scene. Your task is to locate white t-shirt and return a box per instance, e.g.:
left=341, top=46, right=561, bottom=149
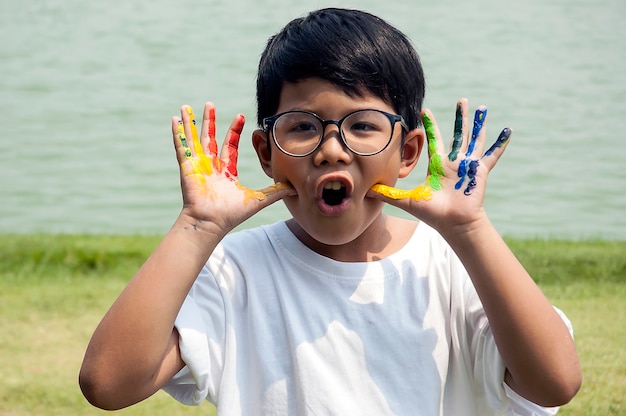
left=163, top=221, right=565, bottom=415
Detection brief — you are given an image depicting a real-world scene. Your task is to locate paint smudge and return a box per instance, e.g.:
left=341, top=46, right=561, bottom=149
left=177, top=107, right=222, bottom=198
left=180, top=106, right=220, bottom=178
left=178, top=121, right=192, bottom=158
left=370, top=183, right=433, bottom=202
left=448, top=102, right=463, bottom=161
left=224, top=116, right=245, bottom=178
left=185, top=107, right=205, bottom=158
left=247, top=182, right=293, bottom=202
left=368, top=112, right=443, bottom=202
left=423, top=113, right=444, bottom=190
left=203, top=106, right=218, bottom=155
left=466, top=108, right=487, bottom=156
left=464, top=159, right=479, bottom=195
left=455, top=159, right=468, bottom=190
left=453, top=108, right=487, bottom=196
left=484, top=128, right=511, bottom=157
left=455, top=159, right=480, bottom=196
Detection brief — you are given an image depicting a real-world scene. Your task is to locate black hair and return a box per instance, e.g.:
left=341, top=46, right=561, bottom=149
left=256, top=8, right=425, bottom=130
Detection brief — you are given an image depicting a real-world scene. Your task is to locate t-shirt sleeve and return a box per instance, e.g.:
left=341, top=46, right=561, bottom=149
left=162, top=264, right=227, bottom=406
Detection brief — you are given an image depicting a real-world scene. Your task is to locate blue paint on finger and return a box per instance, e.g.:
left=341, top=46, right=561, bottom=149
left=466, top=108, right=487, bottom=156
left=483, top=128, right=511, bottom=157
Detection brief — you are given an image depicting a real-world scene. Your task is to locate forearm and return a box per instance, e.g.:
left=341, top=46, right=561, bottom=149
left=440, top=215, right=581, bottom=406
left=80, top=212, right=226, bottom=409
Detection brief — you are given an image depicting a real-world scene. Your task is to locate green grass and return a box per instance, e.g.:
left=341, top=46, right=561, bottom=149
left=0, top=235, right=624, bottom=415
left=505, top=239, right=626, bottom=415
left=0, top=235, right=215, bottom=416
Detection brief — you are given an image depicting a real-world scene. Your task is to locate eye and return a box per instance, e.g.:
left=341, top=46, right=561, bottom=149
left=290, top=121, right=318, bottom=133
left=349, top=122, right=378, bottom=132
left=345, top=111, right=388, bottom=136
left=347, top=120, right=386, bottom=137
left=276, top=113, right=320, bottom=137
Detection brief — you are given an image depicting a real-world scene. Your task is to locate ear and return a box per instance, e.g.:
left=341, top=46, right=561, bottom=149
left=398, top=128, right=424, bottom=178
left=252, top=129, right=274, bottom=178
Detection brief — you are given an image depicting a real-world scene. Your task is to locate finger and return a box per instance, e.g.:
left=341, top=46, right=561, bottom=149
left=422, top=110, right=445, bottom=190
left=220, top=114, right=245, bottom=178
left=448, top=98, right=467, bottom=161
left=466, top=107, right=487, bottom=156
left=201, top=102, right=218, bottom=155
left=255, top=182, right=297, bottom=205
left=180, top=105, right=204, bottom=158
left=481, top=128, right=512, bottom=169
left=369, top=183, right=433, bottom=203
left=172, top=116, right=193, bottom=161
left=232, top=182, right=296, bottom=213
left=186, top=106, right=202, bottom=154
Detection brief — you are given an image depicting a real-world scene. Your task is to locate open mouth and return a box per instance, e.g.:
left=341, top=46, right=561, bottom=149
left=322, top=180, right=347, bottom=206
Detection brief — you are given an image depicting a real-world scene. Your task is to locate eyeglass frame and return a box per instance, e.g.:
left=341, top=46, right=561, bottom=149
left=262, top=109, right=409, bottom=157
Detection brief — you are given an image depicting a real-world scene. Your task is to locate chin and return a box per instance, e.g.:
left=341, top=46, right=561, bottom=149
left=290, top=214, right=379, bottom=249
left=285, top=196, right=384, bottom=246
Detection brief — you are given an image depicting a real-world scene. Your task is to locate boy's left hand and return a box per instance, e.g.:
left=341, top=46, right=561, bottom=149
left=368, top=98, right=511, bottom=234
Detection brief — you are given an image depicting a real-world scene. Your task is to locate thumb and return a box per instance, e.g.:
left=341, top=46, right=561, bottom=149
left=369, top=183, right=433, bottom=204
left=254, top=182, right=296, bottom=207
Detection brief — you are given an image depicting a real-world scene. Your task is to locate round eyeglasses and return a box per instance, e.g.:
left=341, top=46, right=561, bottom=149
left=262, top=109, right=408, bottom=157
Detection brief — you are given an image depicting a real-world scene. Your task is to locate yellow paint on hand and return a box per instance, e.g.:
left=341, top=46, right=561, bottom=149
left=261, top=182, right=293, bottom=197
left=186, top=107, right=203, bottom=156
left=370, top=183, right=433, bottom=202
left=241, top=182, right=293, bottom=203
left=179, top=107, right=292, bottom=205
left=178, top=122, right=192, bottom=158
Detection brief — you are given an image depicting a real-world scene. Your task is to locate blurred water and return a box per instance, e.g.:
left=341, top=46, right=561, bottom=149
left=1, top=0, right=625, bottom=239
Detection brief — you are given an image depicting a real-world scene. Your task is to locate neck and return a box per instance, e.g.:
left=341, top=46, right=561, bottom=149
left=286, top=215, right=417, bottom=262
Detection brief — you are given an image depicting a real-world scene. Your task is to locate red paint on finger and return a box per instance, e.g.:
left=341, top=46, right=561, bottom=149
left=227, top=146, right=239, bottom=177
left=226, top=115, right=245, bottom=178
left=207, top=105, right=218, bottom=154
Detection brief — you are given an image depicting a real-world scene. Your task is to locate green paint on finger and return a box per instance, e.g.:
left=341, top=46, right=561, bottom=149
left=423, top=113, right=444, bottom=190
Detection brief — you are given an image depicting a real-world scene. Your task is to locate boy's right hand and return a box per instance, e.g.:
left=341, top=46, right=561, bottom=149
left=172, top=102, right=294, bottom=237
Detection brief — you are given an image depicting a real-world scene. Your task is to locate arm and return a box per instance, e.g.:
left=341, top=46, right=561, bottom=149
left=369, top=99, right=581, bottom=406
left=79, top=103, right=294, bottom=410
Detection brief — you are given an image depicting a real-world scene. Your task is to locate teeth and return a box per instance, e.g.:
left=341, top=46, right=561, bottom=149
left=324, top=181, right=343, bottom=190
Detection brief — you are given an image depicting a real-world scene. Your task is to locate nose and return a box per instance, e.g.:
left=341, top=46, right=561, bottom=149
left=313, top=123, right=353, bottom=166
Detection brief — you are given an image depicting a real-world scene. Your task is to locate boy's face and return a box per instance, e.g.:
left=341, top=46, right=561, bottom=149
left=253, top=78, right=422, bottom=249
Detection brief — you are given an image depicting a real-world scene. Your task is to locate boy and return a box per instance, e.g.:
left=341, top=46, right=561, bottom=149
left=79, top=8, right=581, bottom=415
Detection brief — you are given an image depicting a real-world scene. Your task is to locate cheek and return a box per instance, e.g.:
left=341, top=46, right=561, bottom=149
left=368, top=153, right=403, bottom=185
left=270, top=155, right=304, bottom=184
